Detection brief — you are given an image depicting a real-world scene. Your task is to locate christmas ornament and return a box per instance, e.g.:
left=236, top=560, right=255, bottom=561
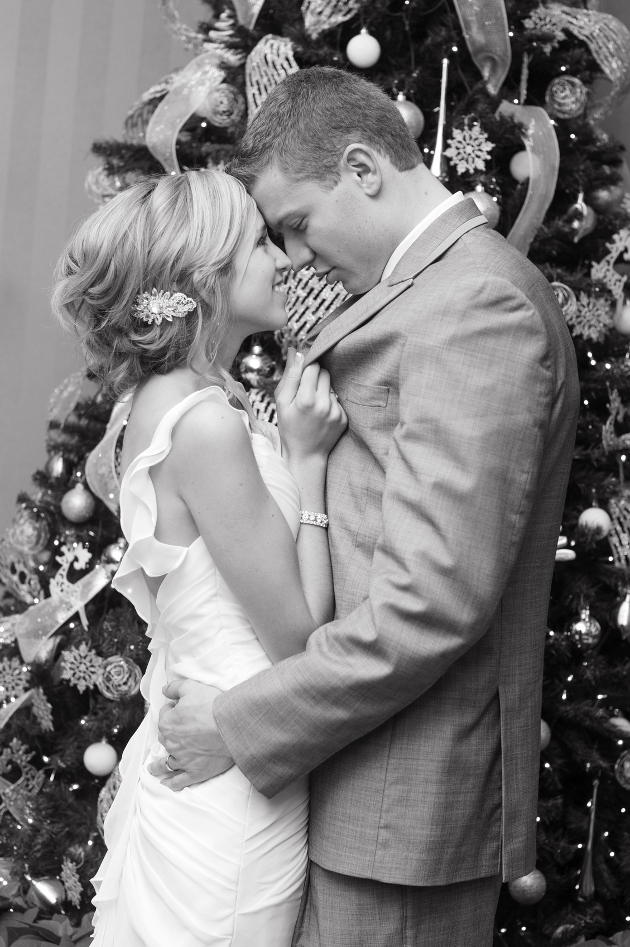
left=509, top=150, right=535, bottom=183
left=578, top=777, right=599, bottom=900
left=393, top=93, right=424, bottom=139
left=521, top=4, right=630, bottom=122
left=591, top=227, right=630, bottom=302
left=451, top=0, right=511, bottom=96
left=246, top=35, right=299, bottom=120
left=239, top=344, right=275, bottom=388
left=565, top=193, right=597, bottom=243
left=613, top=298, right=630, bottom=336
left=565, top=292, right=613, bottom=343
left=570, top=606, right=601, bottom=648
left=545, top=76, right=588, bottom=119
left=523, top=7, right=565, bottom=54
left=540, top=719, right=551, bottom=750
left=431, top=58, right=449, bottom=179
left=60, top=642, right=103, bottom=693
left=45, top=452, right=67, bottom=480
left=0, top=538, right=43, bottom=605
left=196, top=84, right=245, bottom=128
left=508, top=868, right=547, bottom=904
left=603, top=396, right=630, bottom=458
left=0, top=657, right=30, bottom=702
left=445, top=119, right=494, bottom=176
left=615, top=750, right=630, bottom=789
left=60, top=856, right=82, bottom=909
left=464, top=187, right=500, bottom=230
left=97, top=765, right=122, bottom=837
left=0, top=739, right=45, bottom=826
left=346, top=29, right=381, bottom=69
left=31, top=687, right=54, bottom=731
left=85, top=394, right=132, bottom=515
left=61, top=483, right=96, bottom=523
left=146, top=50, right=228, bottom=175
left=96, top=655, right=142, bottom=700
left=589, top=183, right=625, bottom=215
left=101, top=538, right=128, bottom=567
left=577, top=506, right=612, bottom=539
left=26, top=876, right=65, bottom=909
left=6, top=506, right=49, bottom=556
left=84, top=740, right=118, bottom=777
left=555, top=533, right=575, bottom=562
left=302, top=0, right=361, bottom=39
left=47, top=369, right=86, bottom=428
left=550, top=282, right=578, bottom=319
left=616, top=591, right=630, bottom=642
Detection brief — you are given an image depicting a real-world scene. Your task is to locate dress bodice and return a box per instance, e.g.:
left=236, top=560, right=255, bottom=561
left=113, top=385, right=300, bottom=690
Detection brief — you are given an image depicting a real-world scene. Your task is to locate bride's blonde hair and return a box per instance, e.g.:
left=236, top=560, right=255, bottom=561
left=52, top=169, right=258, bottom=411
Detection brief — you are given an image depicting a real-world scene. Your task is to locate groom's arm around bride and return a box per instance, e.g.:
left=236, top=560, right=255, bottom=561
left=156, top=68, right=580, bottom=947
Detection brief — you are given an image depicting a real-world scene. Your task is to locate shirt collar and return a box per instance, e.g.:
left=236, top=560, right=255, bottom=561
left=380, top=191, right=465, bottom=283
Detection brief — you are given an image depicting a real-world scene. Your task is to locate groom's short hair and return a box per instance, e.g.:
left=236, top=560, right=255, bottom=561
left=229, top=67, right=422, bottom=189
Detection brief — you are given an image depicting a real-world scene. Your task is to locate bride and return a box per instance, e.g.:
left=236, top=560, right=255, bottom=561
left=52, top=169, right=346, bottom=946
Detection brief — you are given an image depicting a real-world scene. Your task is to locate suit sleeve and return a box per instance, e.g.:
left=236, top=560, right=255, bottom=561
left=213, top=269, right=553, bottom=797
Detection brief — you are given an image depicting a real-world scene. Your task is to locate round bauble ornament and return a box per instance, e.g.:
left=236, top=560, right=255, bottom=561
left=394, top=93, right=425, bottom=139
left=545, top=75, right=588, bottom=119
left=616, top=590, right=630, bottom=642
left=26, top=876, right=65, bottom=909
left=464, top=187, right=500, bottom=230
left=613, top=297, right=630, bottom=336
left=102, top=538, right=128, bottom=568
left=614, top=749, right=630, bottom=790
left=45, top=452, right=67, bottom=481
left=564, top=195, right=597, bottom=243
left=577, top=506, right=612, bottom=539
left=551, top=282, right=578, bottom=319
left=509, top=150, right=540, bottom=183
left=96, top=655, right=142, bottom=700
left=540, top=719, right=551, bottom=751
left=6, top=506, right=49, bottom=555
left=589, top=183, right=625, bottom=214
left=83, top=739, right=118, bottom=777
left=570, top=606, right=601, bottom=648
left=61, top=483, right=96, bottom=523
left=346, top=29, right=381, bottom=69
left=508, top=868, right=547, bottom=904
left=239, top=344, right=275, bottom=389
left=196, top=84, right=245, bottom=128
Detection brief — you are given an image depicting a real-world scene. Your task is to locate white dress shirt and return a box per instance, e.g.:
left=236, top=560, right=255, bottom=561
left=380, top=191, right=465, bottom=282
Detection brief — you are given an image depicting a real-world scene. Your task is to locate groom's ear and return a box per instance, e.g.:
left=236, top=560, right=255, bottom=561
left=340, top=144, right=383, bottom=197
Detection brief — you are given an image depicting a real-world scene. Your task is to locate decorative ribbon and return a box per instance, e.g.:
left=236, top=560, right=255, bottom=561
left=543, top=4, right=630, bottom=122
left=146, top=51, right=226, bottom=174
left=0, top=689, right=34, bottom=730
left=233, top=0, right=265, bottom=30
left=497, top=101, right=559, bottom=257
left=85, top=395, right=132, bottom=516
left=246, top=35, right=300, bottom=121
left=452, top=0, right=511, bottom=97
left=0, top=741, right=45, bottom=826
left=302, top=0, right=361, bottom=39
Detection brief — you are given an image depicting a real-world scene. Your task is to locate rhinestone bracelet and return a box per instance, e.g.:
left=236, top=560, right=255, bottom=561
left=299, top=510, right=329, bottom=529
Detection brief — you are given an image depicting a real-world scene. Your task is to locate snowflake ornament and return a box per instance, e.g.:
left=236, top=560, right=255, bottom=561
left=523, top=6, right=566, bottom=54
left=0, top=656, right=30, bottom=702
left=565, top=291, right=613, bottom=342
left=591, top=227, right=630, bottom=300
left=60, top=641, right=102, bottom=693
left=444, top=119, right=494, bottom=176
left=60, top=856, right=82, bottom=908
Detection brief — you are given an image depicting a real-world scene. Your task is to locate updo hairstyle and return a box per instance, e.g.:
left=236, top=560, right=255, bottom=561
left=52, top=169, right=255, bottom=399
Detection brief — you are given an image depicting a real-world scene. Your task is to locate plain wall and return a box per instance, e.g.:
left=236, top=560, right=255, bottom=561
left=0, top=0, right=629, bottom=531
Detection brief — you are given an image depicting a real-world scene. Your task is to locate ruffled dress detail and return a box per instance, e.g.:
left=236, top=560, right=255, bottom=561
left=91, top=386, right=308, bottom=947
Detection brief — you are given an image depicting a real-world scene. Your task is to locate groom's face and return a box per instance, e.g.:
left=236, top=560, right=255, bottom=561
left=251, top=164, right=384, bottom=295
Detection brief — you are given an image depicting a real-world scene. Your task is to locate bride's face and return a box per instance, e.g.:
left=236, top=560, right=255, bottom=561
left=230, top=211, right=291, bottom=336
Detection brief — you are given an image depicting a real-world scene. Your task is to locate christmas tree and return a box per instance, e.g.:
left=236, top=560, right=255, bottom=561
left=2, top=1, right=630, bottom=943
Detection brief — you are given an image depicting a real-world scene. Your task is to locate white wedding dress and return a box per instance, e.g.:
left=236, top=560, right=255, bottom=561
left=92, top=386, right=309, bottom=947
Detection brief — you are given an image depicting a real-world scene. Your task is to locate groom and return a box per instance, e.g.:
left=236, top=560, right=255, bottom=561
left=151, top=68, right=579, bottom=945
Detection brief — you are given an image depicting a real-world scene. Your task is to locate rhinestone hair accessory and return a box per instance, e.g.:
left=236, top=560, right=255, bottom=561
left=132, top=288, right=197, bottom=326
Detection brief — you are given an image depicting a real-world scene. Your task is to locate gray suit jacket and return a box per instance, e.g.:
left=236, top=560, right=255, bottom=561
left=214, top=199, right=580, bottom=885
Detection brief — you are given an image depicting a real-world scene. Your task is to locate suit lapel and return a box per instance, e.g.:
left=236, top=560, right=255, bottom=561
left=301, top=199, right=487, bottom=367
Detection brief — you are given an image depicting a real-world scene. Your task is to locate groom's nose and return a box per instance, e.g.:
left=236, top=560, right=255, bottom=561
left=283, top=234, right=315, bottom=272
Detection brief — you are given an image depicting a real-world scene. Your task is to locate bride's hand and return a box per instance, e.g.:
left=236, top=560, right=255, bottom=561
left=276, top=348, right=347, bottom=464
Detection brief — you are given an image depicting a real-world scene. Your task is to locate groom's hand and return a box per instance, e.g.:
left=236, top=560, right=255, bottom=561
left=148, top=680, right=234, bottom=791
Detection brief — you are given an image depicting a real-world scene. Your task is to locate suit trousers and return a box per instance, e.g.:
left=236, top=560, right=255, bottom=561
left=292, top=861, right=502, bottom=947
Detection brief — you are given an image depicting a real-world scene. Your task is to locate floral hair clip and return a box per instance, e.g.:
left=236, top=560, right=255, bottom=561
left=132, top=288, right=197, bottom=326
